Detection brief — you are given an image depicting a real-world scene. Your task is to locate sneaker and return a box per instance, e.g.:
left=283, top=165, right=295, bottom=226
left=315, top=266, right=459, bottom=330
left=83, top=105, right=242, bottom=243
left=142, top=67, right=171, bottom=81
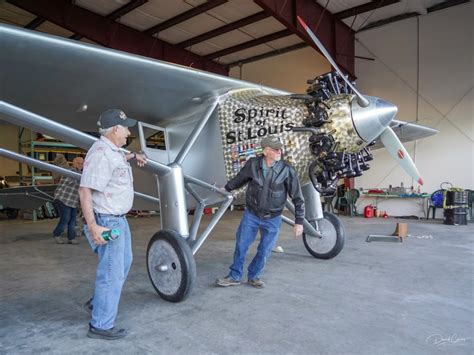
left=248, top=278, right=265, bottom=289
left=54, top=236, right=64, bottom=244
left=272, top=245, right=284, bottom=253
left=68, top=239, right=79, bottom=245
left=215, top=276, right=240, bottom=287
left=84, top=298, right=93, bottom=313
left=87, top=324, right=127, bottom=340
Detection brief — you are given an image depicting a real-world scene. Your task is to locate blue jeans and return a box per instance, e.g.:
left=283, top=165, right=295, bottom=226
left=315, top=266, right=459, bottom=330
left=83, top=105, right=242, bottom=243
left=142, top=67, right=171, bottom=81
left=83, top=214, right=133, bottom=330
left=229, top=209, right=282, bottom=281
left=53, top=200, right=77, bottom=240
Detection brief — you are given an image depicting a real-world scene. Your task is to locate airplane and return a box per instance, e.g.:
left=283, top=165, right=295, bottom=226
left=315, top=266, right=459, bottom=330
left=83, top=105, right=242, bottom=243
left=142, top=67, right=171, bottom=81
left=0, top=18, right=437, bottom=302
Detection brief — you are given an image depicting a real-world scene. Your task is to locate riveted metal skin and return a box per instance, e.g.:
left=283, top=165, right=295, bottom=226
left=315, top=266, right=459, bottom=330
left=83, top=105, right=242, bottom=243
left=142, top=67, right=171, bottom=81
left=218, top=89, right=312, bottom=195
left=216, top=90, right=380, bottom=200
left=320, top=94, right=366, bottom=153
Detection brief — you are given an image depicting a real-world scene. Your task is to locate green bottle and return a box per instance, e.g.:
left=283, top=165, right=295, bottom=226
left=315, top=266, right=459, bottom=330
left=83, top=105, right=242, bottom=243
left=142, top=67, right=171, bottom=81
left=101, top=229, right=120, bottom=241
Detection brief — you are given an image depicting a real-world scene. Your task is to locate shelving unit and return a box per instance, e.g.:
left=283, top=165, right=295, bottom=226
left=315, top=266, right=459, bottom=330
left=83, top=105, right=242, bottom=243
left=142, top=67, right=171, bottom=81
left=17, top=128, right=85, bottom=220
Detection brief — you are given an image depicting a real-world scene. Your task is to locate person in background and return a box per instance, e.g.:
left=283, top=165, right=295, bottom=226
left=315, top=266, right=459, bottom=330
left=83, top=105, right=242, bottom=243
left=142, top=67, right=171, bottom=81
left=52, top=154, right=70, bottom=184
left=216, top=136, right=305, bottom=289
left=52, top=156, right=84, bottom=244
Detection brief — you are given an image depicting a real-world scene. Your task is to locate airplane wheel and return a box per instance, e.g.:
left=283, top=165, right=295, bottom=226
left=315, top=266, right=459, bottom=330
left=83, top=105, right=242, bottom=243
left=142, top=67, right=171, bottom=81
left=303, top=212, right=345, bottom=259
left=147, top=229, right=196, bottom=303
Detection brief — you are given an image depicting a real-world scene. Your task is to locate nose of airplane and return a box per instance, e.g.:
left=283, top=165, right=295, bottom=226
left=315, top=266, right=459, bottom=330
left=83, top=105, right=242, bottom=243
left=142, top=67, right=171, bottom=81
left=351, top=96, right=398, bottom=143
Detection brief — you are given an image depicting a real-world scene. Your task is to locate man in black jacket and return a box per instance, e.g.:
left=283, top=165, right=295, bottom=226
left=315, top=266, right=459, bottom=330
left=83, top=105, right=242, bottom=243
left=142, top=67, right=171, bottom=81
left=216, top=136, right=305, bottom=288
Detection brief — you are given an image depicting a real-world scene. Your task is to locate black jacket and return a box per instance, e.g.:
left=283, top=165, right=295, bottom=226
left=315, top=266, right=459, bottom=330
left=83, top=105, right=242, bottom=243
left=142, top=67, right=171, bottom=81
left=225, top=157, right=305, bottom=224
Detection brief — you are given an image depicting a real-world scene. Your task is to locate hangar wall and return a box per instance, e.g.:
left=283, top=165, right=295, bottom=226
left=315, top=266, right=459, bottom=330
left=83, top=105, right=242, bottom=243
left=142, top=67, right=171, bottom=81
left=354, top=2, right=473, bottom=217
left=229, top=3, right=472, bottom=218
left=229, top=47, right=330, bottom=94
left=0, top=124, right=22, bottom=177
left=1, top=4, right=470, bottom=220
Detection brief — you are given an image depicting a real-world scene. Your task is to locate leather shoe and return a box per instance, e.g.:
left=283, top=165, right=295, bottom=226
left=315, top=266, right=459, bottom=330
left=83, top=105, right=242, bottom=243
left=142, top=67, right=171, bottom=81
left=87, top=324, right=127, bottom=340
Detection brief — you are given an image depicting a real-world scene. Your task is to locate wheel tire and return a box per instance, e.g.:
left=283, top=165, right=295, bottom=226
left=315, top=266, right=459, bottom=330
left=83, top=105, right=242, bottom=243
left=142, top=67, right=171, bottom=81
left=303, top=212, right=345, bottom=259
left=146, top=229, right=196, bottom=303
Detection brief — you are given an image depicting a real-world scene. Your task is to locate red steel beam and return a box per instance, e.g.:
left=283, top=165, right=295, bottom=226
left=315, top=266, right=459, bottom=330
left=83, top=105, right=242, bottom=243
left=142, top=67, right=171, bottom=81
left=177, top=11, right=270, bottom=49
left=107, top=0, right=148, bottom=21
left=24, top=16, right=46, bottom=29
left=226, top=42, right=308, bottom=68
left=71, top=0, right=148, bottom=41
left=144, top=0, right=228, bottom=36
left=7, top=0, right=228, bottom=75
left=335, top=0, right=400, bottom=20
left=205, top=29, right=292, bottom=60
left=254, top=0, right=355, bottom=77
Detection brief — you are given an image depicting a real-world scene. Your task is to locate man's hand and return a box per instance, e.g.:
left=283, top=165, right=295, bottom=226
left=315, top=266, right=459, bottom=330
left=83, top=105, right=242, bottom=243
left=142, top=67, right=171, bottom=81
left=135, top=153, right=147, bottom=167
left=218, top=187, right=228, bottom=194
left=89, top=223, right=110, bottom=245
left=80, top=187, right=109, bottom=245
left=293, top=223, right=303, bottom=237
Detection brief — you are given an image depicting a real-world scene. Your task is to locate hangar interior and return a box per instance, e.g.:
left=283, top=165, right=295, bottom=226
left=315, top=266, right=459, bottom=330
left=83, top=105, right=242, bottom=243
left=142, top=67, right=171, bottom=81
left=0, top=0, right=472, bottom=354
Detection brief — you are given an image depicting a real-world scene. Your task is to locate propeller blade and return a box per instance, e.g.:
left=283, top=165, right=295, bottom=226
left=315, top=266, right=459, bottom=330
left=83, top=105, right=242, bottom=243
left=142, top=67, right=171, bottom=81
left=380, top=127, right=424, bottom=185
left=296, top=16, right=369, bottom=108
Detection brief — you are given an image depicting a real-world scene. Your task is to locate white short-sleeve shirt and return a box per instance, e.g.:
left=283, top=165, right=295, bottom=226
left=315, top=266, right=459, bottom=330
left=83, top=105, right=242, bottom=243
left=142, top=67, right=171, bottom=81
left=80, top=136, right=134, bottom=215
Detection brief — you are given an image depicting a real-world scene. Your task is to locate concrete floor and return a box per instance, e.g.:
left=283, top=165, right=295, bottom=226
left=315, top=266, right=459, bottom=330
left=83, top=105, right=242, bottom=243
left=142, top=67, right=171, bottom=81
left=0, top=211, right=472, bottom=354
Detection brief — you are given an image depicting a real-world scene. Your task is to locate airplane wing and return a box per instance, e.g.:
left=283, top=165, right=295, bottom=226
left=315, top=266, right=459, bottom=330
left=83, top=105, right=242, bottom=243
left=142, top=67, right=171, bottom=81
left=1, top=23, right=436, bottom=145
left=0, top=23, right=287, bottom=131
left=0, top=23, right=439, bottom=200
left=370, top=119, right=438, bottom=150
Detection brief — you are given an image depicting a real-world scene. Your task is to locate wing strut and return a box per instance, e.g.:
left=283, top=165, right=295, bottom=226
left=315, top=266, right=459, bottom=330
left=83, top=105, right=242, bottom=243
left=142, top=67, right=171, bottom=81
left=0, top=101, right=172, bottom=176
left=0, top=101, right=232, bottom=253
left=175, top=99, right=219, bottom=165
left=0, top=148, right=161, bottom=204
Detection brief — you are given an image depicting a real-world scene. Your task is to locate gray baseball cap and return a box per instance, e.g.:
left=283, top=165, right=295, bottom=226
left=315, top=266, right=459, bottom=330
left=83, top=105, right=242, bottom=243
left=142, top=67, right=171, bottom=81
left=98, top=109, right=137, bottom=129
left=261, top=136, right=283, bottom=150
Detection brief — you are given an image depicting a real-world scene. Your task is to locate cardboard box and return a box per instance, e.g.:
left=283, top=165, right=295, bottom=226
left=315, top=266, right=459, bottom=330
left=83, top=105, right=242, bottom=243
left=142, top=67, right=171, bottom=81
left=393, top=223, right=408, bottom=238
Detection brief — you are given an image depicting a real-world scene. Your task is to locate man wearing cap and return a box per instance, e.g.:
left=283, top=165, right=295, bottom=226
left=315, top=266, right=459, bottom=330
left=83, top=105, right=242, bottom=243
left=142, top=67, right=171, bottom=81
left=79, top=109, right=146, bottom=340
left=216, top=136, right=305, bottom=289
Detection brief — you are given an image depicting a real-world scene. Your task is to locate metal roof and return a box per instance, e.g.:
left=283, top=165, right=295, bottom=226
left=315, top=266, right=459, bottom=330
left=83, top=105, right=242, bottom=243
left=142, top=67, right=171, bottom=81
left=0, top=0, right=467, bottom=69
left=317, top=0, right=466, bottom=32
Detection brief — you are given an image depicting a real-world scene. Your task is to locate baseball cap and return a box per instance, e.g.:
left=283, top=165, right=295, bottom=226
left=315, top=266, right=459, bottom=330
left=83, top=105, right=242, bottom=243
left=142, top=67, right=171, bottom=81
left=98, top=109, right=137, bottom=129
left=261, top=136, right=283, bottom=150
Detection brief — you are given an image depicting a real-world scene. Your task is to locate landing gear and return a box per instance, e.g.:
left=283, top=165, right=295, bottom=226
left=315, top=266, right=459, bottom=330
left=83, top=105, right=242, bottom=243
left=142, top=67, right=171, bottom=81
left=303, top=212, right=345, bottom=259
left=146, top=229, right=196, bottom=303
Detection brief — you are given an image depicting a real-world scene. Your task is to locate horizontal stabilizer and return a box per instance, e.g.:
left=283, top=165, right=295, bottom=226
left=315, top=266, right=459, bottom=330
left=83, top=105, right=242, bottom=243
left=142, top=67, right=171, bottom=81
left=370, top=120, right=437, bottom=149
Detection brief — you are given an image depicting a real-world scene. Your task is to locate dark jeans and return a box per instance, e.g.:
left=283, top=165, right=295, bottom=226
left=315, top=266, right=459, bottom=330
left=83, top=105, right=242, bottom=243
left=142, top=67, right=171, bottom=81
left=229, top=209, right=282, bottom=281
left=53, top=199, right=77, bottom=240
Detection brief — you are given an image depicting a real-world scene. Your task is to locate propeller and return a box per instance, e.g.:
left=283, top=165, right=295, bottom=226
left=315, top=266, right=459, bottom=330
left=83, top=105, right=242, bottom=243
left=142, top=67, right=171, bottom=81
left=379, top=127, right=423, bottom=185
left=297, top=16, right=424, bottom=185
left=296, top=16, right=369, bottom=108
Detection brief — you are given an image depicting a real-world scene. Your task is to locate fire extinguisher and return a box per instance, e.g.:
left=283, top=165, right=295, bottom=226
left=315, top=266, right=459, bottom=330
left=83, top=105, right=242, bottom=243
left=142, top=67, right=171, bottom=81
left=364, top=205, right=374, bottom=218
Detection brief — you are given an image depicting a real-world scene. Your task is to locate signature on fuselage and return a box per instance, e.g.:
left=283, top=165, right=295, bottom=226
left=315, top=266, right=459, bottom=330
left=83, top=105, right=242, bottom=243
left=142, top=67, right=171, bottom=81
left=426, top=333, right=472, bottom=346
